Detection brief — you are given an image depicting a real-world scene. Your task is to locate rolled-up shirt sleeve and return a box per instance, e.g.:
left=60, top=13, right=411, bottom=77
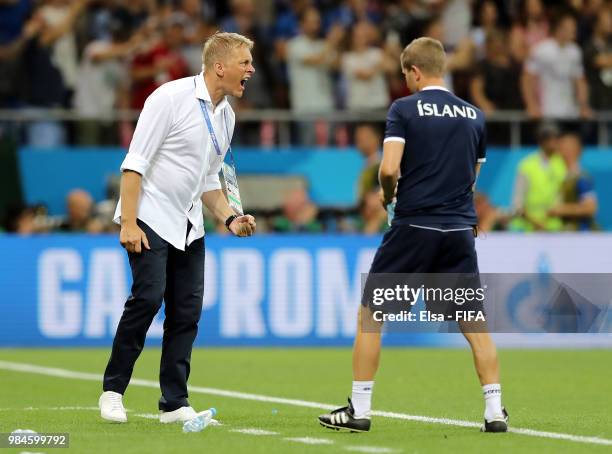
left=203, top=159, right=223, bottom=192
left=120, top=90, right=174, bottom=175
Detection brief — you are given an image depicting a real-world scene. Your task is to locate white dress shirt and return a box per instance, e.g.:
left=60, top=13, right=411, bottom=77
left=113, top=73, right=234, bottom=250
left=526, top=39, right=584, bottom=118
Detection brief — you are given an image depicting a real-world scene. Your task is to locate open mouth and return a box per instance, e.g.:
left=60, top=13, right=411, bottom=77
left=240, top=78, right=249, bottom=88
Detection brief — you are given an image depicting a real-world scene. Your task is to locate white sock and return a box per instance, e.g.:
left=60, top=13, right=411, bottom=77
left=482, top=384, right=503, bottom=421
left=351, top=381, right=374, bottom=418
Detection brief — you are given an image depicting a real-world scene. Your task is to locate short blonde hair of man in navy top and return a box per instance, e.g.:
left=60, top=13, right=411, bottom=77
left=400, top=37, right=446, bottom=82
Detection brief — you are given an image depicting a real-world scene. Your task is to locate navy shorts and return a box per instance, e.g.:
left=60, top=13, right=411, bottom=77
left=362, top=224, right=483, bottom=316
left=369, top=224, right=479, bottom=274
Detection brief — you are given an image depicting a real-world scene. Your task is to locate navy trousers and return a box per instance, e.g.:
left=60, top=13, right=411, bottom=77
left=103, top=220, right=205, bottom=411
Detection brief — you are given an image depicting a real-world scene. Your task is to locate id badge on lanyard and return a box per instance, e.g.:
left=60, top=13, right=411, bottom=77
left=222, top=162, right=243, bottom=215
left=198, top=96, right=244, bottom=215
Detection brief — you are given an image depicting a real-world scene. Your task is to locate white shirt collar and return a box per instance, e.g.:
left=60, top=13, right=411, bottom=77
left=195, top=72, right=229, bottom=111
left=421, top=85, right=450, bottom=92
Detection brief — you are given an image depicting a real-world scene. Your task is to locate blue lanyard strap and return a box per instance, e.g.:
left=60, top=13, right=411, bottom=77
left=198, top=98, right=222, bottom=156
left=194, top=76, right=236, bottom=165
left=197, top=97, right=237, bottom=168
left=222, top=108, right=237, bottom=168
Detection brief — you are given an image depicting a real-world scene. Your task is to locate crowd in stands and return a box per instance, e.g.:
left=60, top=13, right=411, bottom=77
left=1, top=120, right=599, bottom=234
left=0, top=0, right=611, bottom=147
left=0, top=0, right=606, bottom=233
left=476, top=122, right=599, bottom=232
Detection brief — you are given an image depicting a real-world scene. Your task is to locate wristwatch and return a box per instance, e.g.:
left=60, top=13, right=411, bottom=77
left=225, top=214, right=238, bottom=231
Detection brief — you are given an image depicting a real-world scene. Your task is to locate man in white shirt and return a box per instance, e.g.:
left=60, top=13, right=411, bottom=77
left=341, top=21, right=391, bottom=111
left=287, top=8, right=337, bottom=113
left=99, top=32, right=256, bottom=424
left=522, top=13, right=592, bottom=119
left=286, top=7, right=343, bottom=144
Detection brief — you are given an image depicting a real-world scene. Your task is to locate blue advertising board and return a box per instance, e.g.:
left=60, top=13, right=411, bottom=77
left=0, top=234, right=384, bottom=347
left=2, top=233, right=612, bottom=348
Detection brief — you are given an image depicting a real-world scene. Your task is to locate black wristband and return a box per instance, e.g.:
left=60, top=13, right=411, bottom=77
left=225, top=214, right=238, bottom=231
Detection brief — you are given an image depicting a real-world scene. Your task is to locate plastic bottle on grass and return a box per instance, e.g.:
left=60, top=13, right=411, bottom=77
left=182, top=408, right=217, bottom=433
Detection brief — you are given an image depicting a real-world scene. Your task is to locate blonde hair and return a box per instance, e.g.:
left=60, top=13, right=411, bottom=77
left=400, top=37, right=446, bottom=76
left=202, top=31, right=254, bottom=71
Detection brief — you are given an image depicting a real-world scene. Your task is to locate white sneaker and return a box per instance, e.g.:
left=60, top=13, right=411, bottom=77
left=99, top=391, right=127, bottom=423
left=159, top=406, right=197, bottom=424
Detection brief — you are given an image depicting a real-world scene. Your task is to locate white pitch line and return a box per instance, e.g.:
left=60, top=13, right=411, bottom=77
left=4, top=407, right=222, bottom=426
left=23, top=406, right=99, bottom=411
left=374, top=409, right=481, bottom=429
left=133, top=413, right=159, bottom=420
left=508, top=427, right=612, bottom=445
left=0, top=360, right=611, bottom=447
left=345, top=447, right=399, bottom=454
left=284, top=437, right=334, bottom=445
left=230, top=428, right=279, bottom=436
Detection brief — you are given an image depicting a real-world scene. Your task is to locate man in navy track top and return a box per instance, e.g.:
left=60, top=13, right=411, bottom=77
left=318, top=37, right=508, bottom=434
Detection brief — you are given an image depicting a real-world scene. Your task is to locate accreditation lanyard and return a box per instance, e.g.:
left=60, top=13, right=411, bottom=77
left=198, top=98, right=234, bottom=161
left=197, top=97, right=243, bottom=215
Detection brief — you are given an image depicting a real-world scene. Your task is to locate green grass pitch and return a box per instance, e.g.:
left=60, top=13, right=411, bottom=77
left=0, top=348, right=611, bottom=453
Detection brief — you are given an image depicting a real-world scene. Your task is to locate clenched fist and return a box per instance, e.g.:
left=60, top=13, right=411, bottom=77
left=229, top=215, right=256, bottom=237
